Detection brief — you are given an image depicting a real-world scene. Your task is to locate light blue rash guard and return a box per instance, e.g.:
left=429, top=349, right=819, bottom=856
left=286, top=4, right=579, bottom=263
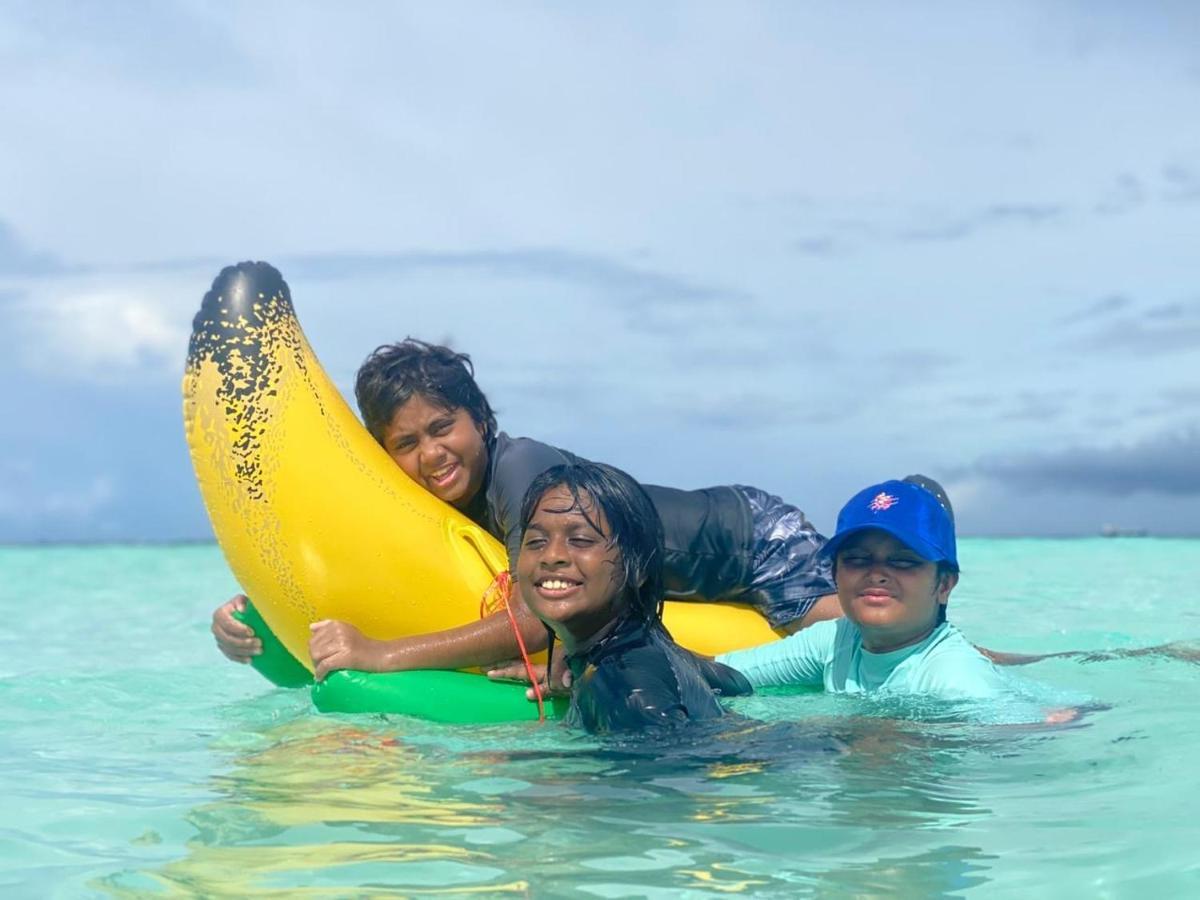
left=717, top=619, right=1012, bottom=701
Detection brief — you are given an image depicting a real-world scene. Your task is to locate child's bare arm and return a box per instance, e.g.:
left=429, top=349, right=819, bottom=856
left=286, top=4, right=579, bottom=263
left=778, top=593, right=841, bottom=635
left=307, top=593, right=549, bottom=681
left=979, top=641, right=1200, bottom=667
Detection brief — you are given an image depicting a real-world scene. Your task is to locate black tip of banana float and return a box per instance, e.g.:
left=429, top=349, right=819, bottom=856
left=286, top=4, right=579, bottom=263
left=197, top=260, right=292, bottom=326
left=187, top=261, right=299, bottom=367
left=185, top=261, right=301, bottom=502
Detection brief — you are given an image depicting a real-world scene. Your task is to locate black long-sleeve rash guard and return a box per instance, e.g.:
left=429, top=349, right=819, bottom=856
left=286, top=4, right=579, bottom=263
left=465, top=433, right=757, bottom=602
left=564, top=614, right=753, bottom=735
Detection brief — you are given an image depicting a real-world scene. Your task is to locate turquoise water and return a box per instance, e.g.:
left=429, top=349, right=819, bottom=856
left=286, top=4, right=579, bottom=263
left=2, top=539, right=1199, bottom=897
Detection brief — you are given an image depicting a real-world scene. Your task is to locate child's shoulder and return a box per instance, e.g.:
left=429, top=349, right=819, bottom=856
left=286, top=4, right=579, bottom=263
left=487, top=434, right=581, bottom=519
left=911, top=623, right=1008, bottom=696
left=491, top=433, right=578, bottom=481
left=924, top=622, right=987, bottom=659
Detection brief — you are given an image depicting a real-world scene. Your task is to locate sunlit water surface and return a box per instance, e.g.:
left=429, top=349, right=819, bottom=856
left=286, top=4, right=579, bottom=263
left=1, top=539, right=1198, bottom=897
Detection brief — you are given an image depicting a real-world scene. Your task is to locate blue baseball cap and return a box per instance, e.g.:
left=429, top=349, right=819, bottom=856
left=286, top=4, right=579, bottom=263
left=820, top=479, right=958, bottom=569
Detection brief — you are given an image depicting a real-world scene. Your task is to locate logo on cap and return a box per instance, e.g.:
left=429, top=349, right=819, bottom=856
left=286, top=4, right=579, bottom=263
left=868, top=491, right=899, bottom=512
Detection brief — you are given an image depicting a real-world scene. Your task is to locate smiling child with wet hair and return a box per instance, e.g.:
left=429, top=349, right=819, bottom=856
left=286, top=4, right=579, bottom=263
left=355, top=339, right=497, bottom=445
left=516, top=462, right=751, bottom=734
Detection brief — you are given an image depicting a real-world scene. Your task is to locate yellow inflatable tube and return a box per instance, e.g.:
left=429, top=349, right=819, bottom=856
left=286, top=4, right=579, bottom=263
left=183, top=262, right=776, bottom=716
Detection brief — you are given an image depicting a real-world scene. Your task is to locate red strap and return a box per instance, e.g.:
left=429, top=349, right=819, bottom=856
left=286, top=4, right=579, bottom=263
left=480, top=572, right=545, bottom=721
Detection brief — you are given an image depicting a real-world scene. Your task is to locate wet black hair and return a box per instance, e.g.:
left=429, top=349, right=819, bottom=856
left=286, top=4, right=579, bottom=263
left=354, top=339, right=498, bottom=445
left=904, top=474, right=957, bottom=625
left=902, top=473, right=955, bottom=526
left=518, top=461, right=666, bottom=625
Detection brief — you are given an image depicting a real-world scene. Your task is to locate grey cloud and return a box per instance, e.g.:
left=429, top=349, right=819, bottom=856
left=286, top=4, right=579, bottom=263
left=1083, top=415, right=1125, bottom=430
left=6, top=2, right=250, bottom=87
left=870, top=350, right=959, bottom=388
left=1119, top=386, right=1200, bottom=420
left=1057, top=293, right=1131, bottom=325
left=881, top=349, right=957, bottom=371
left=997, top=391, right=1073, bottom=423
left=282, top=249, right=748, bottom=311
left=1066, top=297, right=1200, bottom=354
left=659, top=393, right=799, bottom=431
left=790, top=407, right=847, bottom=426
left=1094, top=173, right=1145, bottom=215
left=894, top=203, right=1064, bottom=244
left=1076, top=317, right=1200, bottom=355
left=0, top=220, right=68, bottom=276
left=1162, top=387, right=1200, bottom=406
left=951, top=393, right=1001, bottom=409
left=1162, top=162, right=1200, bottom=203
left=792, top=202, right=1065, bottom=257
left=1144, top=302, right=1187, bottom=320
left=792, top=236, right=842, bottom=257
left=972, top=425, right=1200, bottom=496
left=491, top=369, right=604, bottom=414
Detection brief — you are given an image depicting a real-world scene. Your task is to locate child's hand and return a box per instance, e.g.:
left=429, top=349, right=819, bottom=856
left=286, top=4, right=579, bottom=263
left=309, top=620, right=384, bottom=681
left=212, top=594, right=262, bottom=663
left=1044, top=707, right=1081, bottom=725
left=486, top=660, right=573, bottom=699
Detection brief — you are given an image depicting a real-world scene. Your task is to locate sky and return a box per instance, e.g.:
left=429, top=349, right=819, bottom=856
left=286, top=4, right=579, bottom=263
left=1, top=1, right=1198, bottom=542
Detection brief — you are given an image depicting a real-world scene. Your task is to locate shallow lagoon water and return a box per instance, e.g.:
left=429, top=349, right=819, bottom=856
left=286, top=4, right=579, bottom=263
left=2, top=539, right=1198, bottom=897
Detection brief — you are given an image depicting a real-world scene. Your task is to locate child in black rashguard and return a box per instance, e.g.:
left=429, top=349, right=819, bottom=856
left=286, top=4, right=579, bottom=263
left=514, top=461, right=751, bottom=734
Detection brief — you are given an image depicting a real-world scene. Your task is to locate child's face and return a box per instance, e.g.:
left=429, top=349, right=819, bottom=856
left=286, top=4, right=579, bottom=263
left=517, top=486, right=626, bottom=649
left=379, top=393, right=488, bottom=509
left=834, top=529, right=956, bottom=653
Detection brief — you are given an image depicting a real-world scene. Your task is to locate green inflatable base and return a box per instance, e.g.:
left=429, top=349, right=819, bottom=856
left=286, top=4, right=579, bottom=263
left=313, top=669, right=568, bottom=722
left=233, top=601, right=567, bottom=723
left=235, top=601, right=314, bottom=688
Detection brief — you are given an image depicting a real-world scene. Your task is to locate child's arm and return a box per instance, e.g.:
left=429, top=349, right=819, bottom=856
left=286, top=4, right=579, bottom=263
left=305, top=439, right=573, bottom=681
left=307, top=593, right=549, bottom=681
left=778, top=593, right=842, bottom=634
left=715, top=620, right=837, bottom=688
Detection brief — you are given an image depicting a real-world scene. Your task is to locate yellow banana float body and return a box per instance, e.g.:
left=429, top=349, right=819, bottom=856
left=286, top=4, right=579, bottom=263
left=183, top=262, right=776, bottom=721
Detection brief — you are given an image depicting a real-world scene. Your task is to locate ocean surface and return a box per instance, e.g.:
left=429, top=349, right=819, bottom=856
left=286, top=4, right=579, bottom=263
left=1, top=538, right=1198, bottom=897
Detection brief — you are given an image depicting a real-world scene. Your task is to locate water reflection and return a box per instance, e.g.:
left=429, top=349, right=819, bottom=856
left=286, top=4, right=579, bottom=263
left=97, top=718, right=529, bottom=896
left=97, top=707, right=1079, bottom=896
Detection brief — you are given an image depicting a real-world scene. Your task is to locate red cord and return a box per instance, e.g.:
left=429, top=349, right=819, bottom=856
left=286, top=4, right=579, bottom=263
left=480, top=571, right=545, bottom=721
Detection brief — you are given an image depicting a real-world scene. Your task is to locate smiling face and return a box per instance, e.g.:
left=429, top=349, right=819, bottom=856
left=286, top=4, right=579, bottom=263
left=517, top=485, right=627, bottom=650
left=834, top=529, right=957, bottom=653
left=379, top=393, right=488, bottom=509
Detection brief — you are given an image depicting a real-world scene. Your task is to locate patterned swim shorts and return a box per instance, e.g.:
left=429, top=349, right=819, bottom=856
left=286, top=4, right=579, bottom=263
left=732, top=485, right=835, bottom=630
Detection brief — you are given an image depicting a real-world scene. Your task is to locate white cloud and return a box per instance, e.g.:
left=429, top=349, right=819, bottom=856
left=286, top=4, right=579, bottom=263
left=12, top=279, right=192, bottom=381
left=1, top=4, right=1199, bottom=538
left=42, top=474, right=116, bottom=518
left=0, top=465, right=116, bottom=528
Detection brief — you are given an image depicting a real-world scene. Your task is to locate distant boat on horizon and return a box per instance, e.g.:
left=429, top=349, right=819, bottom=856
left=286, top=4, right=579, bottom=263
left=1100, top=523, right=1149, bottom=538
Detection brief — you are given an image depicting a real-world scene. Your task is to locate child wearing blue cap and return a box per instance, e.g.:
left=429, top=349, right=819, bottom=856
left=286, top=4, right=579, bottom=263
left=717, top=476, right=1011, bottom=701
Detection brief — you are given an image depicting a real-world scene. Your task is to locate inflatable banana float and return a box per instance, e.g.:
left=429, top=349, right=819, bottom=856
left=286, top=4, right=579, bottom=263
left=183, top=261, right=777, bottom=722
